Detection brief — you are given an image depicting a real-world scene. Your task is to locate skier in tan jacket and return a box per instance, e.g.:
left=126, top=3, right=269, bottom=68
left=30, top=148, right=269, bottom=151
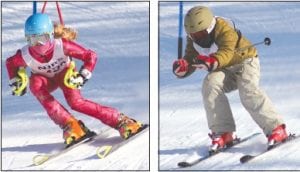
left=173, top=6, right=288, bottom=153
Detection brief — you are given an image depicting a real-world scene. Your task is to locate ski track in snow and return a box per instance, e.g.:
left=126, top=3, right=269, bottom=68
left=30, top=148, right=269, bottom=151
left=159, top=2, right=300, bottom=170
left=2, top=2, right=149, bottom=170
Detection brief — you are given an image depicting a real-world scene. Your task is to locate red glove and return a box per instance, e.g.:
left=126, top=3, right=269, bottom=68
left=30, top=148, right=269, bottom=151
left=173, top=59, right=189, bottom=77
left=192, top=55, right=218, bottom=71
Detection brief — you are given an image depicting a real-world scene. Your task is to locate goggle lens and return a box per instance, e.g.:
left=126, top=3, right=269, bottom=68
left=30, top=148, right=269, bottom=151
left=26, top=34, right=51, bottom=46
left=189, top=30, right=209, bottom=41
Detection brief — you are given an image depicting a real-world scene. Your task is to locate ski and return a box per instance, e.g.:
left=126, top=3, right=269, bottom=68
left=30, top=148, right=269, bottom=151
left=240, top=134, right=299, bottom=164
left=31, top=128, right=112, bottom=166
left=96, top=124, right=149, bottom=159
left=31, top=124, right=149, bottom=166
left=177, top=132, right=261, bottom=168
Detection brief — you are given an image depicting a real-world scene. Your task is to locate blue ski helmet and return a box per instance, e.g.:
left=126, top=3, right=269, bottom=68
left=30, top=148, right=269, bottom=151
left=25, top=13, right=53, bottom=36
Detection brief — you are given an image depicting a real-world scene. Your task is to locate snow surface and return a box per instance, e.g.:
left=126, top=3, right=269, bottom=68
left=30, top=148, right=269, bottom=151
left=159, top=2, right=300, bottom=171
left=2, top=2, right=149, bottom=170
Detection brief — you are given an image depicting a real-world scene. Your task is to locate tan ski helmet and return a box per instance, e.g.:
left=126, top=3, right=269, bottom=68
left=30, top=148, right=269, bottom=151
left=184, top=6, right=214, bottom=34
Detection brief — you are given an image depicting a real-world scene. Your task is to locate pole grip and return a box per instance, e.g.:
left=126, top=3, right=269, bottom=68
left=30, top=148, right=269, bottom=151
left=178, top=37, right=183, bottom=59
left=178, top=1, right=183, bottom=59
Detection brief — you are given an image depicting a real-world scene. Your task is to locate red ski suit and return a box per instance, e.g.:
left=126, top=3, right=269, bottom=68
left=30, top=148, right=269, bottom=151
left=6, top=38, right=120, bottom=128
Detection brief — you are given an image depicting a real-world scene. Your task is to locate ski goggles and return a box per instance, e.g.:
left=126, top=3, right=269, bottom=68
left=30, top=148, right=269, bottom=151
left=189, top=30, right=209, bottom=41
left=26, top=34, right=51, bottom=46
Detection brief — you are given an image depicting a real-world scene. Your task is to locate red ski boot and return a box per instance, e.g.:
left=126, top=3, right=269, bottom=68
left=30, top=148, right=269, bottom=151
left=267, top=124, right=288, bottom=146
left=208, top=132, right=237, bottom=154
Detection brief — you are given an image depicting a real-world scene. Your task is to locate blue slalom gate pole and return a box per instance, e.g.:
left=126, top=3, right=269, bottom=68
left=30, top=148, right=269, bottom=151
left=33, top=1, right=37, bottom=14
left=178, top=1, right=183, bottom=59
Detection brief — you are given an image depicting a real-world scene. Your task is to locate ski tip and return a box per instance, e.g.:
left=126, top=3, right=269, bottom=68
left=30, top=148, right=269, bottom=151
left=138, top=124, right=149, bottom=132
left=240, top=155, right=254, bottom=163
left=33, top=154, right=50, bottom=166
left=96, top=145, right=113, bottom=159
left=138, top=123, right=149, bottom=132
left=178, top=161, right=191, bottom=168
left=142, top=123, right=149, bottom=129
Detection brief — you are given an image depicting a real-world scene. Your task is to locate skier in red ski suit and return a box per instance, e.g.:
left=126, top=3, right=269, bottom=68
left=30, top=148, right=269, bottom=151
left=6, top=13, right=144, bottom=147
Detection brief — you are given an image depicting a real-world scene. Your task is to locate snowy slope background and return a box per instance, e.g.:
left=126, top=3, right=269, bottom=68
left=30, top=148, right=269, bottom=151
left=2, top=2, right=149, bottom=170
left=159, top=2, right=300, bottom=170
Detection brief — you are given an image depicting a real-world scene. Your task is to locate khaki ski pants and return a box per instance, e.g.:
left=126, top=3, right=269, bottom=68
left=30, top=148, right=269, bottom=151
left=202, top=57, right=284, bottom=136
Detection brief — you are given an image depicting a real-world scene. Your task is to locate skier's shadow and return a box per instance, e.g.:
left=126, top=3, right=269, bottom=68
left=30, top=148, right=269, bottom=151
left=2, top=142, right=64, bottom=154
left=90, top=135, right=123, bottom=147
left=160, top=144, right=249, bottom=158
left=160, top=145, right=208, bottom=157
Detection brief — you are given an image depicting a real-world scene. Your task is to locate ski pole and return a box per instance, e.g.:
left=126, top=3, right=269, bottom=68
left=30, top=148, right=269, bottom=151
left=56, top=2, right=64, bottom=25
left=178, top=1, right=183, bottom=59
left=236, top=37, right=271, bottom=52
left=41, top=1, right=47, bottom=13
